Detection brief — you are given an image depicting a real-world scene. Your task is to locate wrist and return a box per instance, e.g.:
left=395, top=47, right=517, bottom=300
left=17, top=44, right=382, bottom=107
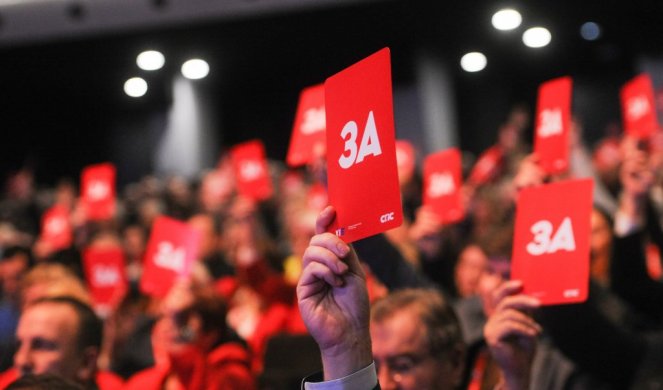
left=320, top=334, right=372, bottom=381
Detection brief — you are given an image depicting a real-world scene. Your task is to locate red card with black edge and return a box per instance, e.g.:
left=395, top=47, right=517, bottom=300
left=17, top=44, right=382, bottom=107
left=423, top=148, right=465, bottom=224
left=81, top=163, right=116, bottom=221
left=83, top=247, right=127, bottom=310
left=287, top=84, right=326, bottom=167
left=324, top=48, right=402, bottom=242
left=534, top=76, right=573, bottom=175
left=230, top=140, right=273, bottom=201
left=140, top=216, right=201, bottom=298
left=41, top=204, right=73, bottom=250
left=511, top=179, right=593, bottom=305
left=621, top=74, right=658, bottom=139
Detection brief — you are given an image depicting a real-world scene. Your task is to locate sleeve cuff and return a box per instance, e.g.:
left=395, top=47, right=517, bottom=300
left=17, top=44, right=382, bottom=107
left=304, top=362, right=377, bottom=390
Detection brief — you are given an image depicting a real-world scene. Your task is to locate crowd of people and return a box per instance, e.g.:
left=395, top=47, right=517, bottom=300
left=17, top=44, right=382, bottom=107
left=0, top=103, right=663, bottom=390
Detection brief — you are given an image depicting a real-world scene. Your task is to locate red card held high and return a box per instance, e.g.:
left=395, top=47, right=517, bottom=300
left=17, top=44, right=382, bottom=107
left=621, top=73, right=658, bottom=139
left=230, top=139, right=273, bottom=201
left=140, top=216, right=201, bottom=298
left=83, top=247, right=127, bottom=311
left=324, top=47, right=403, bottom=242
left=511, top=178, right=593, bottom=305
left=41, top=204, right=73, bottom=250
left=81, top=163, right=116, bottom=221
left=287, top=84, right=326, bottom=167
left=423, top=148, right=465, bottom=224
left=534, top=76, right=573, bottom=175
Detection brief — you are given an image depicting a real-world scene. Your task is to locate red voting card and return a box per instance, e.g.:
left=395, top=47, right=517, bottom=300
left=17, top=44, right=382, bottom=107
left=511, top=179, right=593, bottom=305
left=534, top=76, right=573, bottom=174
left=468, top=146, right=503, bottom=186
left=230, top=140, right=273, bottom=201
left=83, top=247, right=127, bottom=310
left=81, top=163, right=116, bottom=221
left=41, top=204, right=73, bottom=250
left=621, top=74, right=658, bottom=139
left=423, top=148, right=465, bottom=224
left=140, top=216, right=201, bottom=298
left=287, top=84, right=326, bottom=167
left=325, top=48, right=403, bottom=242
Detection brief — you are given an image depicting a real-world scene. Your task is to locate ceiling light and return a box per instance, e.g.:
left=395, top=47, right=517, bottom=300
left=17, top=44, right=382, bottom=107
left=137, top=50, right=165, bottom=71
left=522, top=27, right=551, bottom=48
left=460, top=52, right=487, bottom=72
left=580, top=22, right=601, bottom=41
left=124, top=77, right=148, bottom=97
left=181, top=59, right=209, bottom=80
left=492, top=9, right=522, bottom=31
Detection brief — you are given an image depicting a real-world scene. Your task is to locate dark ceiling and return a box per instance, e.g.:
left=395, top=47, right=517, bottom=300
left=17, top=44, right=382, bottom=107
left=0, top=0, right=661, bottom=186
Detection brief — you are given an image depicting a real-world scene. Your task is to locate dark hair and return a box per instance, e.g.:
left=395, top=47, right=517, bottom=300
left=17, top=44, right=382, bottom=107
left=7, top=374, right=84, bottom=390
left=371, top=288, right=464, bottom=359
left=1, top=246, right=33, bottom=266
left=29, top=296, right=102, bottom=352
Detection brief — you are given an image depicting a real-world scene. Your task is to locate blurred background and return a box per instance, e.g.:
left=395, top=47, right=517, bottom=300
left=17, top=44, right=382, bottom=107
left=0, top=0, right=661, bottom=187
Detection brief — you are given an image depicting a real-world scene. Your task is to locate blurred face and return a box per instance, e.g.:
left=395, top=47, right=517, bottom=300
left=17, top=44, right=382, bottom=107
left=0, top=253, right=28, bottom=298
left=189, top=214, right=217, bottom=259
left=14, top=302, right=86, bottom=382
left=371, top=309, right=457, bottom=390
left=454, top=245, right=488, bottom=298
left=590, top=210, right=612, bottom=260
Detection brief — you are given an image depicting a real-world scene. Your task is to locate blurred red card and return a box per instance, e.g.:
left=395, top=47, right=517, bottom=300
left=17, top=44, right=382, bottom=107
left=140, top=216, right=201, bottom=298
left=534, top=76, right=573, bottom=174
left=81, top=163, right=116, bottom=221
left=41, top=204, right=72, bottom=250
left=621, top=74, right=658, bottom=139
left=325, top=48, right=402, bottom=242
left=468, top=146, right=503, bottom=186
left=230, top=140, right=273, bottom=201
left=287, top=84, right=326, bottom=167
left=423, top=148, right=465, bottom=224
left=83, top=247, right=127, bottom=310
left=512, top=179, right=593, bottom=305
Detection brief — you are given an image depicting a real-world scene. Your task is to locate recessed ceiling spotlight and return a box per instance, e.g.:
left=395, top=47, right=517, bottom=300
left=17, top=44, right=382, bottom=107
left=460, top=52, right=487, bottom=72
left=580, top=22, right=601, bottom=41
left=181, top=59, right=210, bottom=80
left=492, top=9, right=522, bottom=31
left=523, top=27, right=551, bottom=48
left=137, top=50, right=165, bottom=71
left=124, top=77, right=148, bottom=98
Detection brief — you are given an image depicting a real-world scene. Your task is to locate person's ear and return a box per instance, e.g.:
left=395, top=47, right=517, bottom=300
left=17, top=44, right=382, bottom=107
left=76, top=346, right=99, bottom=383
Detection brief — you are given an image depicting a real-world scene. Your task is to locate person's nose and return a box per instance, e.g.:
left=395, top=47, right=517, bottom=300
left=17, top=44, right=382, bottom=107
left=13, top=344, right=33, bottom=375
left=377, top=364, right=400, bottom=390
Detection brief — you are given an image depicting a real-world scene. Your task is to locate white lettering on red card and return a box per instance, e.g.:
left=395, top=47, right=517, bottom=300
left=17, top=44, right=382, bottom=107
left=239, top=160, right=264, bottom=181
left=154, top=241, right=186, bottom=273
left=427, top=172, right=456, bottom=198
left=526, top=217, right=576, bottom=256
left=301, top=107, right=326, bottom=135
left=627, top=95, right=650, bottom=122
left=93, top=265, right=120, bottom=287
left=338, top=111, right=382, bottom=169
left=87, top=180, right=111, bottom=201
left=537, top=108, right=563, bottom=138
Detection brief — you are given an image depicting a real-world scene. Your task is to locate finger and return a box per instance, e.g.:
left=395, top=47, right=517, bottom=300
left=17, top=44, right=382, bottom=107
left=303, top=242, right=349, bottom=275
left=495, top=294, right=541, bottom=313
left=492, top=318, right=541, bottom=341
left=493, top=308, right=542, bottom=333
left=298, top=260, right=344, bottom=294
left=491, top=280, right=524, bottom=306
left=316, top=206, right=337, bottom=235
left=309, top=232, right=351, bottom=261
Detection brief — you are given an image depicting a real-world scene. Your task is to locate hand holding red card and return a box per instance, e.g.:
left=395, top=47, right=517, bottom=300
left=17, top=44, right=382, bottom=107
left=230, top=140, right=273, bottom=201
left=81, top=163, right=116, bottom=221
left=621, top=73, right=658, bottom=139
left=511, top=179, right=593, bottom=305
left=141, top=216, right=201, bottom=298
left=423, top=148, right=465, bottom=224
left=83, top=247, right=127, bottom=312
left=534, top=76, right=573, bottom=175
left=287, top=84, right=326, bottom=167
left=324, top=48, right=403, bottom=242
